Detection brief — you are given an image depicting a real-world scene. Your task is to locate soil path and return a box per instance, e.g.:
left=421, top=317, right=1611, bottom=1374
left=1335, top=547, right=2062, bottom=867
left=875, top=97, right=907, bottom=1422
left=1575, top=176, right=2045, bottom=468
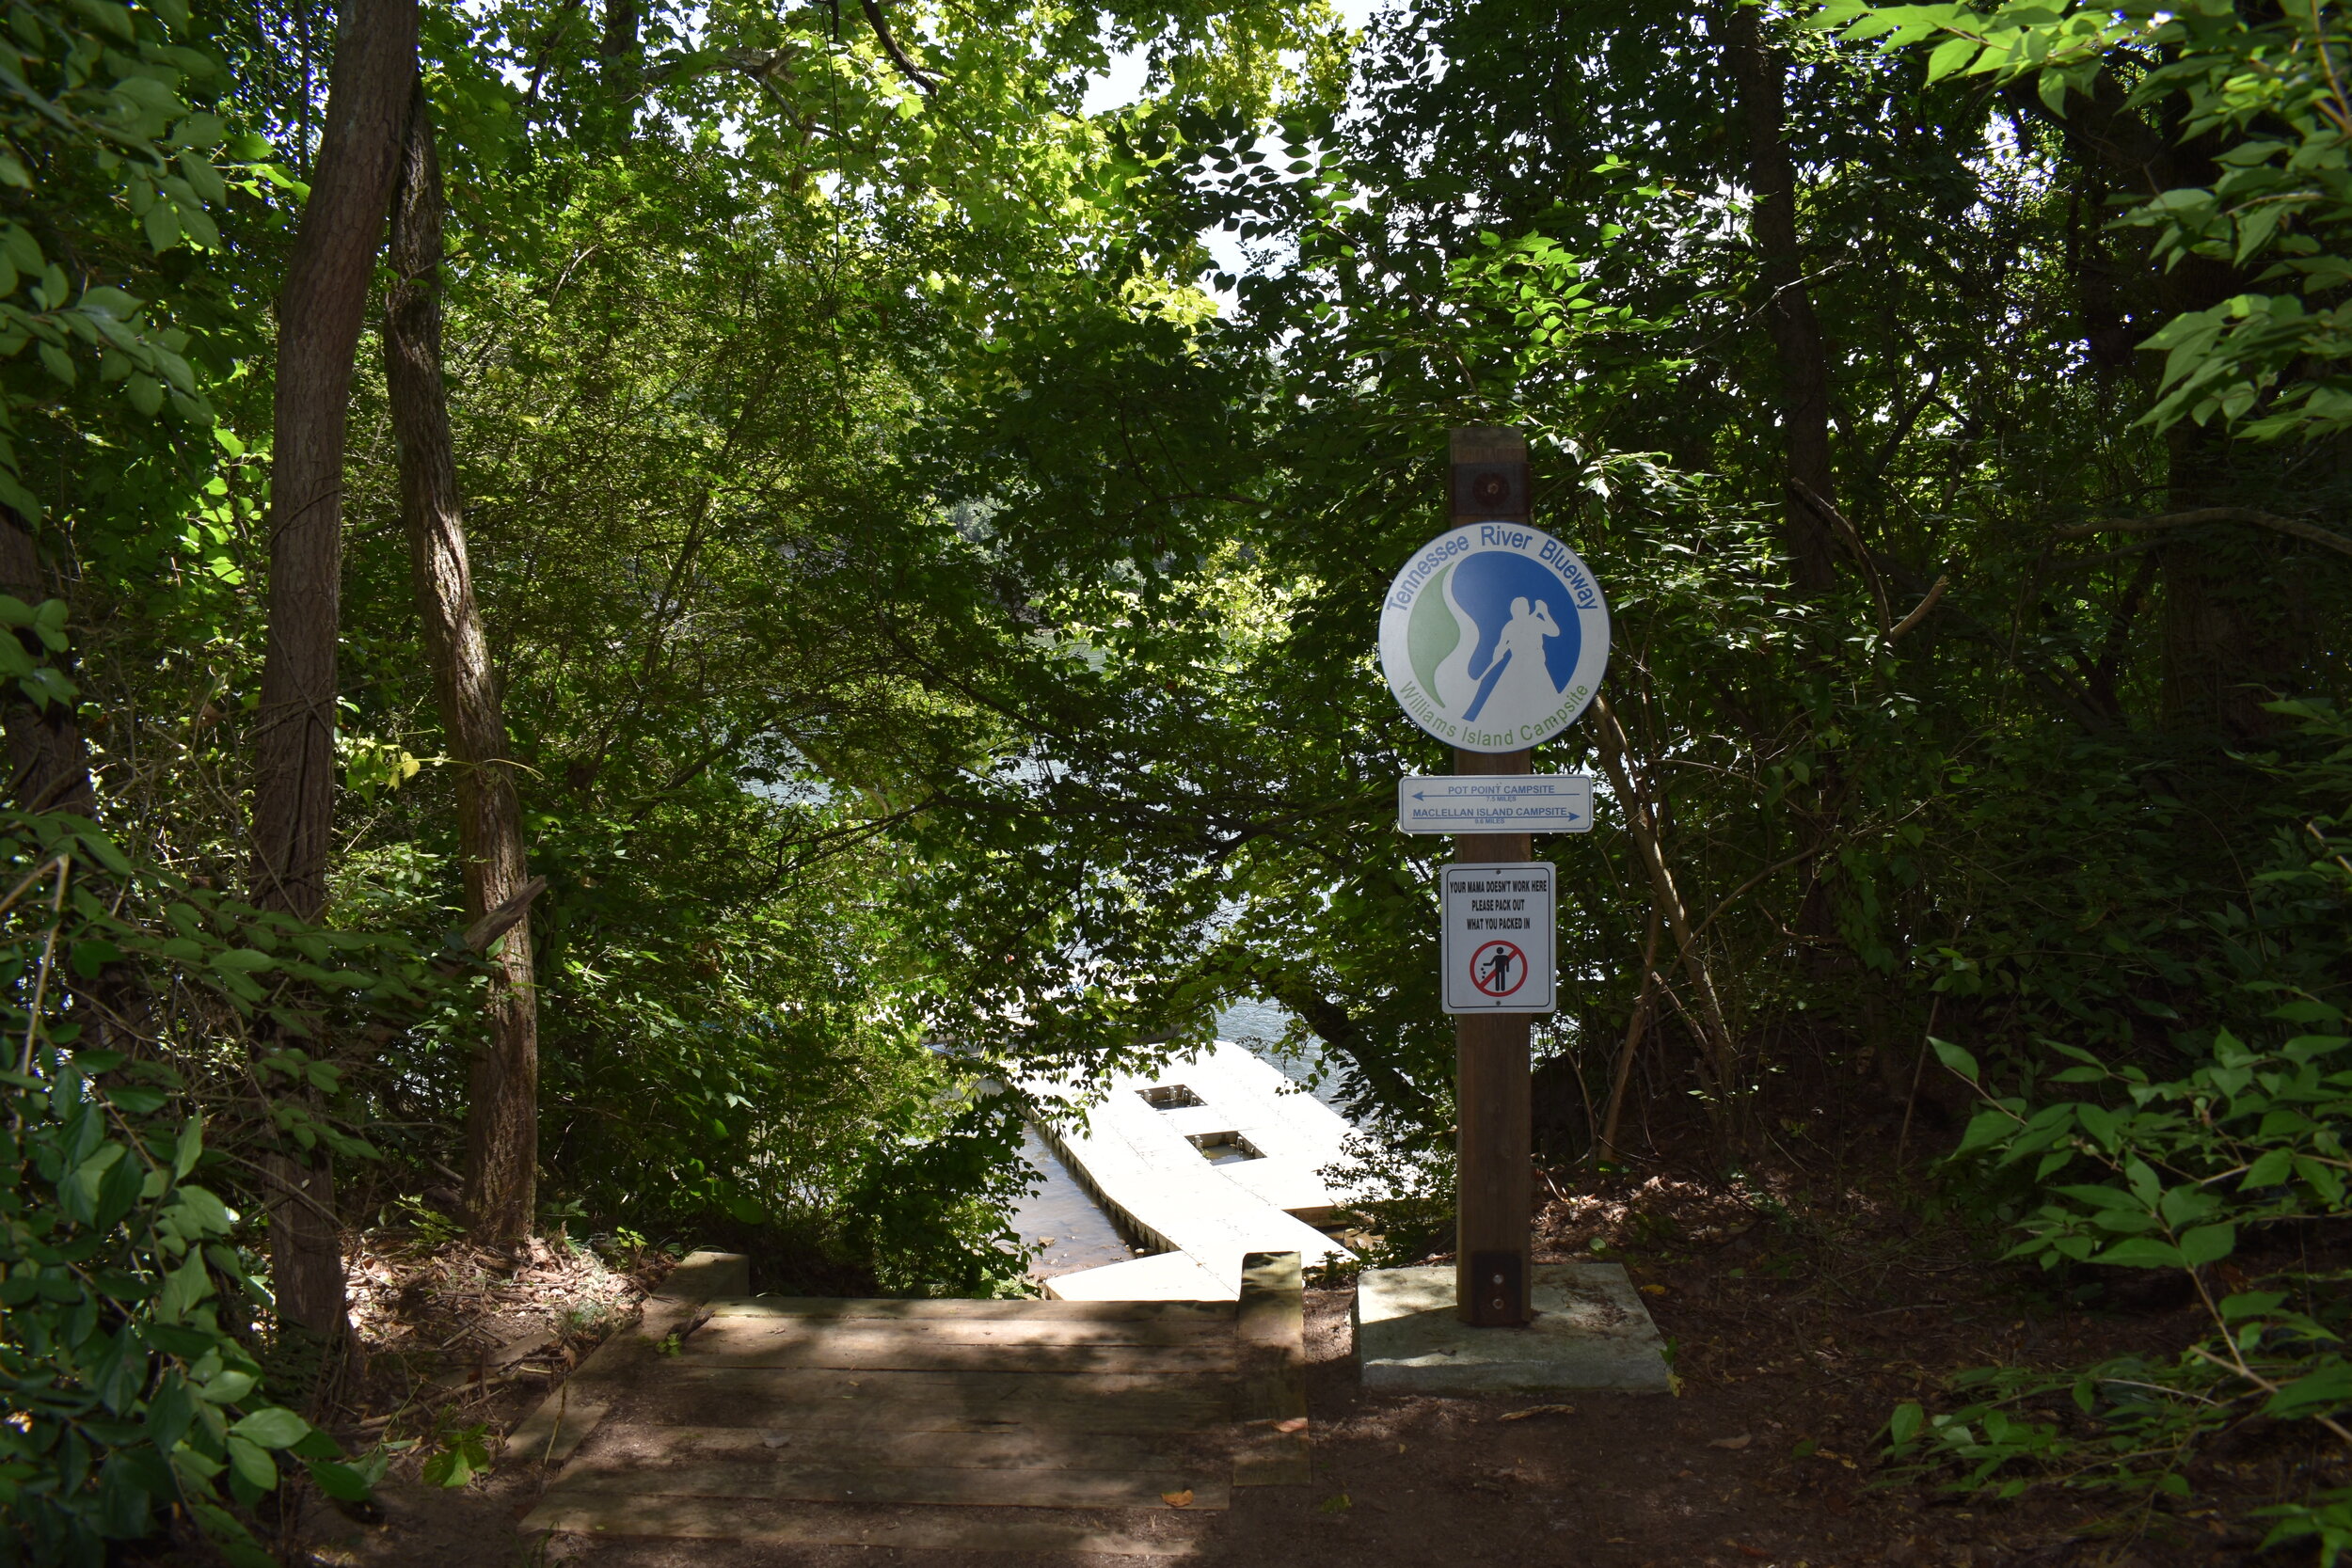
left=313, top=1250, right=2255, bottom=1567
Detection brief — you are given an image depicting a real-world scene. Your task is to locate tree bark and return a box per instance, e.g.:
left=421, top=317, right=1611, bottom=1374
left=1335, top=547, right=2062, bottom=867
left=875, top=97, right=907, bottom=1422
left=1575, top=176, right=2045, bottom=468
left=1592, top=692, right=1740, bottom=1131
left=2042, top=68, right=2291, bottom=742
left=252, top=0, right=415, bottom=924
left=0, top=508, right=91, bottom=816
left=1597, top=902, right=1662, bottom=1163
left=1252, top=975, right=1427, bottom=1121
left=385, top=87, right=542, bottom=1244
left=598, top=0, right=643, bottom=126
left=249, top=0, right=417, bottom=1346
left=1721, top=0, right=1839, bottom=596
left=1721, top=2, right=1853, bottom=957
left=2160, top=416, right=2296, bottom=743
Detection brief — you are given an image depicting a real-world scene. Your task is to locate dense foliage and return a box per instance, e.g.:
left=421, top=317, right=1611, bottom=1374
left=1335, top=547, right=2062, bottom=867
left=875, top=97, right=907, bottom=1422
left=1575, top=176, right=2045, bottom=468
left=5, top=0, right=2352, bottom=1555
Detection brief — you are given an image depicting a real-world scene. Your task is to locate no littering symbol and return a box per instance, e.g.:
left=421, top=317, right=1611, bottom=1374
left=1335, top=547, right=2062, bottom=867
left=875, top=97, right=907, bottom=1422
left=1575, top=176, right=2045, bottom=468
left=1469, top=940, right=1528, bottom=998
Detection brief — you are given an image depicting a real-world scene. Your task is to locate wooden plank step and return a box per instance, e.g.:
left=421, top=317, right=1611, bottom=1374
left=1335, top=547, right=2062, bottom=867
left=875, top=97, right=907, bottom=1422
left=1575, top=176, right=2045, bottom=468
left=704, top=1296, right=1236, bottom=1324
left=687, top=1312, right=1234, bottom=1348
left=541, top=1460, right=1231, bottom=1510
left=1233, top=1251, right=1311, bottom=1487
left=667, top=1366, right=1232, bottom=1402
left=628, top=1377, right=1230, bottom=1433
left=675, top=1329, right=1234, bottom=1375
left=501, top=1250, right=747, bottom=1472
left=569, top=1421, right=1224, bottom=1473
left=519, top=1494, right=1212, bottom=1556
left=505, top=1396, right=608, bottom=1468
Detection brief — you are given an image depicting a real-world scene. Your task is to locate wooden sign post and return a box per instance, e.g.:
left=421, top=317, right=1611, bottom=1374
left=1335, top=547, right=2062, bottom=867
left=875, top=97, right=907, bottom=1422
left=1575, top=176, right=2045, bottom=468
left=1376, top=424, right=1609, bottom=1335
left=1448, top=425, right=1534, bottom=1327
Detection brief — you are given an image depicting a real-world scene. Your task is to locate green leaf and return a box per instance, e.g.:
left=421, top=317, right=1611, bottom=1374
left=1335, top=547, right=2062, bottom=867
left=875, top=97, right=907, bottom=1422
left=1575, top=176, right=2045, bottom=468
left=157, top=1253, right=213, bottom=1323
left=141, top=201, right=182, bottom=254
left=197, top=1368, right=255, bottom=1403
left=2076, top=1102, right=2122, bottom=1149
left=2296, top=1155, right=2348, bottom=1208
left=421, top=1441, right=477, bottom=1488
left=2178, top=1223, right=2235, bottom=1266
left=1888, top=1401, right=1924, bottom=1446
left=2266, top=1364, right=2352, bottom=1419
left=169, top=1183, right=233, bottom=1235
left=146, top=1372, right=197, bottom=1455
left=1953, top=1107, right=2013, bottom=1157
left=2054, top=1184, right=2143, bottom=1212
left=1931, top=1037, right=1979, bottom=1084
left=230, top=1407, right=310, bottom=1449
left=2, top=224, right=40, bottom=276
left=224, top=1433, right=277, bottom=1491
left=306, top=1458, right=373, bottom=1502
left=2159, top=1184, right=2218, bottom=1227
left=2243, top=1148, right=2295, bottom=1189
left=290, top=1428, right=342, bottom=1461
left=2037, top=65, right=2070, bottom=116
left=2095, top=1237, right=2188, bottom=1269
left=1922, top=36, right=1982, bottom=84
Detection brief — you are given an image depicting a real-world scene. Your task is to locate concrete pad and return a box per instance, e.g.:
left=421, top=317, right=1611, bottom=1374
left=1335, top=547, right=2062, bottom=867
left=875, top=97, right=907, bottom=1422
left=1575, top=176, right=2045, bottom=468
left=1353, top=1263, right=1674, bottom=1394
left=1044, top=1251, right=1230, bottom=1301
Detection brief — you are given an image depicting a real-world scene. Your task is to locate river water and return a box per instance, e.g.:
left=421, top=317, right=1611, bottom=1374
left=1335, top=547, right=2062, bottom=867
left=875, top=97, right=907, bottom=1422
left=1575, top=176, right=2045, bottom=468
left=1006, top=998, right=1343, bottom=1281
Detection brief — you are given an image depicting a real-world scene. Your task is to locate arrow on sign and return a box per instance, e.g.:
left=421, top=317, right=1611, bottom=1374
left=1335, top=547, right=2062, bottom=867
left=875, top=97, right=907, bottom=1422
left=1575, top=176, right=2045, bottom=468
left=1396, top=775, right=1597, bottom=834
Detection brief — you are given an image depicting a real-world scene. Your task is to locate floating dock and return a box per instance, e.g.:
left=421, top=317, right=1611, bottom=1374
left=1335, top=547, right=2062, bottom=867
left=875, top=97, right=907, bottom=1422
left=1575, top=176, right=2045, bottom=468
left=1026, top=1040, right=1357, bottom=1300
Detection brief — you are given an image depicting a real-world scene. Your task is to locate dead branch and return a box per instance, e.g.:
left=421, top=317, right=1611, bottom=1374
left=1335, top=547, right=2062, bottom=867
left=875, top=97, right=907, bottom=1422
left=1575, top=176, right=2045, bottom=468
left=858, top=0, right=937, bottom=94
left=2054, top=507, right=2352, bottom=561
left=460, top=876, right=548, bottom=954
left=1888, top=574, right=1950, bottom=641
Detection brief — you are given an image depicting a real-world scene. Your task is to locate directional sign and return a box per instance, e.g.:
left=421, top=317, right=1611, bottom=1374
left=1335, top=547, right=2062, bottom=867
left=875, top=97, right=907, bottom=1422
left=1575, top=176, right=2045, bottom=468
left=1440, top=862, right=1555, bottom=1015
left=1378, top=522, right=1611, bottom=754
left=1399, top=774, right=1593, bottom=834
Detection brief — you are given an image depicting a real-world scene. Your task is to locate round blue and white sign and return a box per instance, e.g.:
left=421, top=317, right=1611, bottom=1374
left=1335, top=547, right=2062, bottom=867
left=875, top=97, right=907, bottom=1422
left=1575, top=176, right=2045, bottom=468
left=1378, top=522, right=1611, bottom=753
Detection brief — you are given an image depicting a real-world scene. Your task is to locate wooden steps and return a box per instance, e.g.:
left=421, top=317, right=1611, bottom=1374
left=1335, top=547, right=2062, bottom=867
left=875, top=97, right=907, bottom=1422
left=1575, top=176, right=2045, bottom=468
left=678, top=1322, right=1239, bottom=1373
left=518, top=1494, right=1215, bottom=1557
left=511, top=1249, right=1310, bottom=1557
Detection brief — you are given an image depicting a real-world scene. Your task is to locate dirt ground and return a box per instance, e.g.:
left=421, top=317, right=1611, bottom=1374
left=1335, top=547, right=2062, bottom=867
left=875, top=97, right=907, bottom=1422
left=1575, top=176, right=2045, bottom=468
left=274, top=1164, right=2347, bottom=1568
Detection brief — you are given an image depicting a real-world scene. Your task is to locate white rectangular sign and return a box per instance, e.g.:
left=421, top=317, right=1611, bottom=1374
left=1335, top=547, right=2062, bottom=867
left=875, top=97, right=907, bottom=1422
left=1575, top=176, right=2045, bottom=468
left=1398, top=775, right=1594, bottom=834
left=1440, top=862, right=1556, bottom=1014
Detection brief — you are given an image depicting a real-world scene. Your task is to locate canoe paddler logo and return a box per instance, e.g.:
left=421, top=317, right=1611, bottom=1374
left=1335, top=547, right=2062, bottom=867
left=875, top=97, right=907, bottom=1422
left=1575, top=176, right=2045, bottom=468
left=1378, top=522, right=1611, bottom=753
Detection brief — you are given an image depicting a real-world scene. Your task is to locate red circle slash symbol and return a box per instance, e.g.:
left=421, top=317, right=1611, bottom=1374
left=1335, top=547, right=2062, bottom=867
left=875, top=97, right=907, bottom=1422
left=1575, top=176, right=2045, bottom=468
left=1469, top=940, right=1529, bottom=998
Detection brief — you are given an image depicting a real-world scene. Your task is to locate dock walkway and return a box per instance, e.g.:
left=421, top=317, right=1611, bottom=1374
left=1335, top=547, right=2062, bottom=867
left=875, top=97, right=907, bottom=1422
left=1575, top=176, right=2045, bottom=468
left=1029, top=1040, right=1356, bottom=1300
left=510, top=1249, right=1311, bottom=1558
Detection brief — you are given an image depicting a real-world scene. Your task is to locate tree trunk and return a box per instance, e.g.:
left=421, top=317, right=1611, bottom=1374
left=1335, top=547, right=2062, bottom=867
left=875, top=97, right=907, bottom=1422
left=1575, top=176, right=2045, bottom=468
left=1252, top=974, right=1428, bottom=1122
left=0, top=508, right=91, bottom=816
left=249, top=0, right=416, bottom=1346
left=2153, top=269, right=2292, bottom=741
left=1593, top=692, right=1740, bottom=1138
left=2154, top=447, right=2298, bottom=742
left=1721, top=0, right=1839, bottom=595
left=384, top=87, right=542, bottom=1245
left=2045, top=70, right=2289, bottom=742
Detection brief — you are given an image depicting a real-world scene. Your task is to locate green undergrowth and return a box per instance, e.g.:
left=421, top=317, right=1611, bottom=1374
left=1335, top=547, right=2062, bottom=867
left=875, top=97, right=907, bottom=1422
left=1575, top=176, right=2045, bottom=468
left=1880, top=703, right=2352, bottom=1556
